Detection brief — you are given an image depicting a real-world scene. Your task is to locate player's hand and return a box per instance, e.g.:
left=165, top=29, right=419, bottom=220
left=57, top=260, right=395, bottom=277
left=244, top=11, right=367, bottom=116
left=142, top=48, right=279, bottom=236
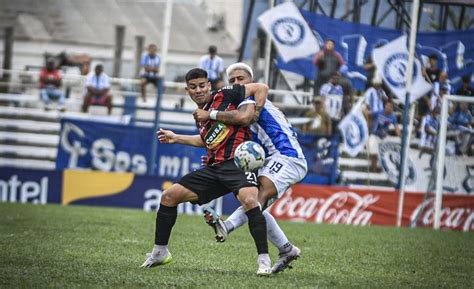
left=201, top=155, right=209, bottom=166
left=157, top=128, right=177, bottom=144
left=193, top=108, right=211, bottom=122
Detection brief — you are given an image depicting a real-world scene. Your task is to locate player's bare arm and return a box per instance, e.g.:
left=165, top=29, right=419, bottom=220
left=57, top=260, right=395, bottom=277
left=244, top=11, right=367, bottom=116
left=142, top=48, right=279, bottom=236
left=244, top=83, right=268, bottom=111
left=157, top=128, right=204, bottom=147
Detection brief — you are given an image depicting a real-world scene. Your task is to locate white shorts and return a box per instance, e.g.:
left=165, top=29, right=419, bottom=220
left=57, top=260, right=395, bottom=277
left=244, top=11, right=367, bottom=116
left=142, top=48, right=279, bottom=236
left=368, top=134, right=380, bottom=155
left=258, top=154, right=308, bottom=199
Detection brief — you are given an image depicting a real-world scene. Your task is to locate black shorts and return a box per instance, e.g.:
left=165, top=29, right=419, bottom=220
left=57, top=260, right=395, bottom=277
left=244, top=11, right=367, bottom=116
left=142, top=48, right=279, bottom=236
left=142, top=76, right=159, bottom=85
left=178, top=160, right=258, bottom=205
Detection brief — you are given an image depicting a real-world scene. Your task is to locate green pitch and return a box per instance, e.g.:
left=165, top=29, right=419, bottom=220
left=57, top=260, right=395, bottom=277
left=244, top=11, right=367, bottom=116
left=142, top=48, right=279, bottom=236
left=0, top=203, right=473, bottom=288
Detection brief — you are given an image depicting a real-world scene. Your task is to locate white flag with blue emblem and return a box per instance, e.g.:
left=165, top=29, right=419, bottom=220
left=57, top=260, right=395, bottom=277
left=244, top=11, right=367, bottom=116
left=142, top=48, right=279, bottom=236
left=258, top=2, right=320, bottom=62
left=372, top=35, right=432, bottom=103
left=338, top=98, right=369, bottom=157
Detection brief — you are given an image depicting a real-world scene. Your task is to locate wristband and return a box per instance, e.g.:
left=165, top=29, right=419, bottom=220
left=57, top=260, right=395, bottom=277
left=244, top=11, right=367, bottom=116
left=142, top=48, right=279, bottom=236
left=209, top=110, right=218, bottom=120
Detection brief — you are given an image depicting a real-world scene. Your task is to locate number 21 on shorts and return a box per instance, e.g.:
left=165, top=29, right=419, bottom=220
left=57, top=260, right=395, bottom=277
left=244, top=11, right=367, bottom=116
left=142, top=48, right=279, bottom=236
left=245, top=172, right=258, bottom=186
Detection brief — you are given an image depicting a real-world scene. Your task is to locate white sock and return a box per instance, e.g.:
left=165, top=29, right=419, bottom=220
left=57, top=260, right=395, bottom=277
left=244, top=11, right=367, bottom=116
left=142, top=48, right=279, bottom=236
left=153, top=244, right=168, bottom=255
left=263, top=210, right=290, bottom=252
left=224, top=206, right=247, bottom=233
left=258, top=253, right=271, bottom=266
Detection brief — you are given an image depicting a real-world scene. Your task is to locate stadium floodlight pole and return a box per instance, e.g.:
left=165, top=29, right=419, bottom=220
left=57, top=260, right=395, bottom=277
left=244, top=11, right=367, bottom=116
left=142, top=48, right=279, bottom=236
left=150, top=0, right=173, bottom=175
left=396, top=0, right=420, bottom=227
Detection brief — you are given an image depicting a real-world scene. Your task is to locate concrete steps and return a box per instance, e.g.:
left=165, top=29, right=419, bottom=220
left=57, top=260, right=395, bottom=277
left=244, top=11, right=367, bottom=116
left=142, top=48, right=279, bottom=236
left=0, top=144, right=57, bottom=161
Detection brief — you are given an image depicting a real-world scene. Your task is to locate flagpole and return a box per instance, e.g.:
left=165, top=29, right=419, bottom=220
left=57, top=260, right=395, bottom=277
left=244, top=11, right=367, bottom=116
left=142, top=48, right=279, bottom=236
left=396, top=0, right=420, bottom=227
left=263, top=0, right=274, bottom=84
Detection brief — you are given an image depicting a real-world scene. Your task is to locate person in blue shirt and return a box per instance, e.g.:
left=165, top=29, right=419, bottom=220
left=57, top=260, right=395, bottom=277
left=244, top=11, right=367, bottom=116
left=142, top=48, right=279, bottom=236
left=372, top=101, right=401, bottom=138
left=449, top=102, right=473, bottom=155
left=140, top=44, right=161, bottom=102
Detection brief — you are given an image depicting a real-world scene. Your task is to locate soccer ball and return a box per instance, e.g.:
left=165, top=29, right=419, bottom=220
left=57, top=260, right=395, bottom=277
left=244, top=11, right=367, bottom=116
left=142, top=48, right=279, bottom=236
left=234, top=141, right=266, bottom=172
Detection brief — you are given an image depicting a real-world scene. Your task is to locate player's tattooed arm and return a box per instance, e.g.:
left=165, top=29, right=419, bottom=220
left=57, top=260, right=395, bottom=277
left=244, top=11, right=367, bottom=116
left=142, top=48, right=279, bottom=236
left=193, top=104, right=256, bottom=126
left=218, top=103, right=256, bottom=125
left=244, top=83, right=268, bottom=109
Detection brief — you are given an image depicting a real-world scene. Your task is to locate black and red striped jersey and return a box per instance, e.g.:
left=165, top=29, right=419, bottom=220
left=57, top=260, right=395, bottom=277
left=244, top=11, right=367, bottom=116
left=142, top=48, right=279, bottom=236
left=198, top=85, right=252, bottom=165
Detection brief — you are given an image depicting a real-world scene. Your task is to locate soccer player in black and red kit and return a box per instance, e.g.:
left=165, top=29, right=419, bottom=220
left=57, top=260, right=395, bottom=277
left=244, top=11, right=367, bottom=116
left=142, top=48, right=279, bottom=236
left=141, top=68, right=272, bottom=275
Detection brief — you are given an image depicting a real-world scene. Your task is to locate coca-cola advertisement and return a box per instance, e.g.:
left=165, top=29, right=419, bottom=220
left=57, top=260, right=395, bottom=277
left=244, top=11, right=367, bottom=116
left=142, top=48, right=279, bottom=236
left=270, top=184, right=474, bottom=232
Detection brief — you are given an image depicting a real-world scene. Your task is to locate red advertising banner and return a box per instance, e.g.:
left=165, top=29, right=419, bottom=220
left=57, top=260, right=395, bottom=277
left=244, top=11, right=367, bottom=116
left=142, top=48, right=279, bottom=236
left=270, top=184, right=474, bottom=231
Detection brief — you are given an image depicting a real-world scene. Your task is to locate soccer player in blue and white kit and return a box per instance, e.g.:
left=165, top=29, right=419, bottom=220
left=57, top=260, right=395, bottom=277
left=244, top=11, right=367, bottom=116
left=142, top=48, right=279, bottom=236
left=195, top=63, right=308, bottom=273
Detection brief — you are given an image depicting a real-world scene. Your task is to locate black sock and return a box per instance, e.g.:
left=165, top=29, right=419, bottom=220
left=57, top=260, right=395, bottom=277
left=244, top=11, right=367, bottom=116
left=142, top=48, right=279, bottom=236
left=246, top=206, right=268, bottom=254
left=154, top=204, right=178, bottom=245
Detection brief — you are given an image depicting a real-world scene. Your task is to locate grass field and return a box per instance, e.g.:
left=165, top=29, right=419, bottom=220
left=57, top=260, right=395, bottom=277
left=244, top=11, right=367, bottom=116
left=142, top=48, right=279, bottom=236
left=0, top=203, right=473, bottom=288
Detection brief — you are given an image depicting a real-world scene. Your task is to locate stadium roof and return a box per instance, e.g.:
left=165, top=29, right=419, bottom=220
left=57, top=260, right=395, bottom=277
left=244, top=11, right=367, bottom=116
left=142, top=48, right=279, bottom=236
left=0, top=0, right=238, bottom=55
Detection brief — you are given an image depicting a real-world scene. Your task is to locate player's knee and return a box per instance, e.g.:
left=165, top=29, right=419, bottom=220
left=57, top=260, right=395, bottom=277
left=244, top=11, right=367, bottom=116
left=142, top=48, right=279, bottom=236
left=160, top=190, right=178, bottom=206
left=239, top=194, right=259, bottom=210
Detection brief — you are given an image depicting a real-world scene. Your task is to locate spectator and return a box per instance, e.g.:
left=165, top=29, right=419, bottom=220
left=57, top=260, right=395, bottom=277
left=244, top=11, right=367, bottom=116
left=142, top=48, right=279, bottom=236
left=303, top=97, right=332, bottom=135
left=364, top=74, right=387, bottom=119
left=457, top=75, right=474, bottom=116
left=212, top=78, right=225, bottom=92
left=82, top=64, right=112, bottom=115
left=419, top=106, right=440, bottom=154
left=431, top=72, right=452, bottom=111
left=449, top=102, right=473, bottom=155
left=338, top=64, right=354, bottom=115
left=312, top=39, right=344, bottom=97
left=39, top=59, right=65, bottom=111
left=140, top=44, right=161, bottom=102
left=424, top=54, right=441, bottom=83
left=199, top=45, right=224, bottom=90
left=456, top=75, right=473, bottom=96
left=368, top=101, right=401, bottom=172
left=363, top=56, right=376, bottom=89
left=363, top=43, right=385, bottom=89
left=320, top=72, right=344, bottom=131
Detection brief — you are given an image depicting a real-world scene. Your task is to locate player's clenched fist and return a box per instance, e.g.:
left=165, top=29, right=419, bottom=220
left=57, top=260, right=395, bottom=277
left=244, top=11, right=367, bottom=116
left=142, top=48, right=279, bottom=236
left=193, top=108, right=211, bottom=122
left=157, top=128, right=177, bottom=144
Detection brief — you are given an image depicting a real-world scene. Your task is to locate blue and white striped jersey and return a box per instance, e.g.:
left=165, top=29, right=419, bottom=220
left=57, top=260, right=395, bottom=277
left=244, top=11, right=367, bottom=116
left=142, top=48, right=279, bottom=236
left=364, top=87, right=385, bottom=115
left=199, top=55, right=224, bottom=81
left=320, top=83, right=344, bottom=120
left=141, top=54, right=161, bottom=77
left=244, top=97, right=305, bottom=159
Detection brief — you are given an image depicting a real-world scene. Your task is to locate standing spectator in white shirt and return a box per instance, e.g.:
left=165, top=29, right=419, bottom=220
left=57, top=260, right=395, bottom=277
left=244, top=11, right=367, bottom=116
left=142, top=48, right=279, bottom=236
left=199, top=45, right=224, bottom=90
left=140, top=44, right=161, bottom=102
left=82, top=64, right=112, bottom=115
left=319, top=72, right=344, bottom=131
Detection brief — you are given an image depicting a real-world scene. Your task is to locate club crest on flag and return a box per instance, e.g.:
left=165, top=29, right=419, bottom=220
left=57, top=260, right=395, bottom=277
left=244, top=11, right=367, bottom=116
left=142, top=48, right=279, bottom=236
left=344, top=114, right=366, bottom=149
left=338, top=98, right=369, bottom=157
left=372, top=35, right=431, bottom=103
left=271, top=17, right=305, bottom=46
left=379, top=142, right=416, bottom=185
left=383, top=53, right=419, bottom=89
left=258, top=2, right=320, bottom=62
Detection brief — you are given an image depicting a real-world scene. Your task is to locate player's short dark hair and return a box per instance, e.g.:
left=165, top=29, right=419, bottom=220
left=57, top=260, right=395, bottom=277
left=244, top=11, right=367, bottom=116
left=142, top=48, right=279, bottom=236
left=209, top=45, right=217, bottom=54
left=326, top=39, right=335, bottom=44
left=428, top=54, right=438, bottom=60
left=185, top=68, right=208, bottom=83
